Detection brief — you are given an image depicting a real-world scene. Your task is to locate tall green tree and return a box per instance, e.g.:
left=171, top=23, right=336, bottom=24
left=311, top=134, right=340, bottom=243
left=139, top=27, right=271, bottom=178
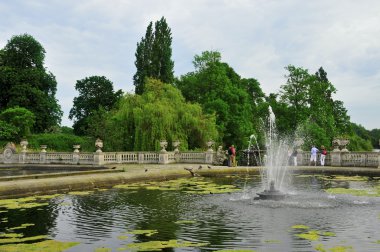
left=278, top=65, right=352, bottom=149
left=69, top=76, right=123, bottom=135
left=133, top=17, right=174, bottom=94
left=0, top=107, right=35, bottom=141
left=176, top=51, right=266, bottom=150
left=0, top=34, right=62, bottom=132
left=104, top=78, right=218, bottom=151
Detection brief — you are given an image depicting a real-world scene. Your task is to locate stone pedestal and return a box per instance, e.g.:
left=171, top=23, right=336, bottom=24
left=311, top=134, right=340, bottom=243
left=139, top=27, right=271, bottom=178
left=205, top=151, right=214, bottom=164
left=138, top=153, right=145, bottom=164
left=330, top=151, right=342, bottom=167
left=40, top=152, right=46, bottom=164
left=159, top=152, right=169, bottom=164
left=94, top=152, right=104, bottom=165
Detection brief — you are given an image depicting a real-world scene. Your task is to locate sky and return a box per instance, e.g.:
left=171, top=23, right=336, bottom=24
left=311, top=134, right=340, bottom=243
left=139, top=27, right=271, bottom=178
left=1, top=0, right=379, bottom=130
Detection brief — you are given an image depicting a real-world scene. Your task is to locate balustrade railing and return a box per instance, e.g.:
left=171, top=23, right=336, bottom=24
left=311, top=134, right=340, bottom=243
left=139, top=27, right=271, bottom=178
left=0, top=147, right=379, bottom=168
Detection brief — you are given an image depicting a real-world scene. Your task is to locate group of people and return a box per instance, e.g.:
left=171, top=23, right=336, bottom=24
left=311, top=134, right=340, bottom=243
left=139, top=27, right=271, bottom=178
left=225, top=143, right=328, bottom=167
left=309, top=145, right=328, bottom=166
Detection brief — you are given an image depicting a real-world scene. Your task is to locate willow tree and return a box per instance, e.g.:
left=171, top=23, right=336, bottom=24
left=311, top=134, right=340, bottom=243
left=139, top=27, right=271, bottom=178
left=104, top=78, right=218, bottom=151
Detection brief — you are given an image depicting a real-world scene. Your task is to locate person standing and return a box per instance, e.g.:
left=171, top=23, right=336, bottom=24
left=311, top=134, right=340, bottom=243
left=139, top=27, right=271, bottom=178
left=320, top=145, right=327, bottom=166
left=228, top=145, right=236, bottom=167
left=309, top=145, right=319, bottom=166
left=292, top=149, right=298, bottom=166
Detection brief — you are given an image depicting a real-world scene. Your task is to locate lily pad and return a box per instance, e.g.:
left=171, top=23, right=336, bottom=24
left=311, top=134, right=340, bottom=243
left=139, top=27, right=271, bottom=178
left=8, top=223, right=35, bottom=230
left=0, top=235, right=47, bottom=244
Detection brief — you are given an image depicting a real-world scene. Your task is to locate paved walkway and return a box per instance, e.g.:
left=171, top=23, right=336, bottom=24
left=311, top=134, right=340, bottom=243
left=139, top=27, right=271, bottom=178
left=0, top=164, right=379, bottom=199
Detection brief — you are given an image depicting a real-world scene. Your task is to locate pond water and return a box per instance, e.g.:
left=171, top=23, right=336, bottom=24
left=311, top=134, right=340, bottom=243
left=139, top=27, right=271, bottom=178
left=0, top=174, right=379, bottom=252
left=0, top=167, right=104, bottom=177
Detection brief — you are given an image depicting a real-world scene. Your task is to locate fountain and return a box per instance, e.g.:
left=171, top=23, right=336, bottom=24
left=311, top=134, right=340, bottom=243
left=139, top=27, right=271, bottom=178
left=255, top=106, right=290, bottom=200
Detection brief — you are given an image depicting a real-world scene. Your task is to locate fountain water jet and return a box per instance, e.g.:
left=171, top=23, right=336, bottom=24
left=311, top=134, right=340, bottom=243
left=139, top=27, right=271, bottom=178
left=255, top=106, right=291, bottom=200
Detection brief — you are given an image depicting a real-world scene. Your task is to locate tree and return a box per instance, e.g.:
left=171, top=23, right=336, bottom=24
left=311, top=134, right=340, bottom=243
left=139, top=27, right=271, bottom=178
left=176, top=51, right=266, bottom=150
left=0, top=107, right=35, bottom=140
left=133, top=17, right=174, bottom=94
left=104, top=78, right=218, bottom=151
left=0, top=34, right=62, bottom=132
left=69, top=76, right=123, bottom=135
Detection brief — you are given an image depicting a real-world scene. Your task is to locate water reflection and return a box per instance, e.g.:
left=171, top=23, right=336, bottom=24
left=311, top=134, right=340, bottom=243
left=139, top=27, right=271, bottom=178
left=0, top=175, right=379, bottom=252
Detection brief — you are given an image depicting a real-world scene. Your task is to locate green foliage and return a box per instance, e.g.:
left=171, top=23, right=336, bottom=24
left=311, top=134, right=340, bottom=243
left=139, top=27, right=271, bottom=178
left=277, top=65, right=352, bottom=149
left=0, top=34, right=62, bottom=132
left=28, top=133, right=94, bottom=152
left=104, top=78, right=218, bottom=151
left=134, top=17, right=174, bottom=94
left=176, top=51, right=266, bottom=150
left=0, top=107, right=35, bottom=140
left=69, top=75, right=122, bottom=135
left=369, top=128, right=380, bottom=148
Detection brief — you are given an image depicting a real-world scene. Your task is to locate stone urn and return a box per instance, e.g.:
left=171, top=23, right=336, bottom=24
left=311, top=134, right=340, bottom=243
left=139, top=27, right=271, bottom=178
left=160, top=140, right=168, bottom=153
left=173, top=140, right=180, bottom=153
left=339, top=139, right=350, bottom=152
left=332, top=139, right=341, bottom=152
left=20, top=139, right=28, bottom=152
left=207, top=140, right=215, bottom=152
left=95, top=138, right=103, bottom=152
left=73, top=145, right=81, bottom=153
left=40, top=145, right=47, bottom=152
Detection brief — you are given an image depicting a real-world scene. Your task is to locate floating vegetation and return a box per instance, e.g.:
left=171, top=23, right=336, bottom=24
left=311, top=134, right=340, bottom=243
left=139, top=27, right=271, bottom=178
left=296, top=230, right=320, bottom=241
left=316, top=244, right=341, bottom=252
left=68, top=191, right=94, bottom=196
left=174, top=220, right=196, bottom=224
left=0, top=239, right=80, bottom=251
left=127, top=230, right=158, bottom=237
left=113, top=177, right=241, bottom=195
left=0, top=235, right=47, bottom=244
left=8, top=223, right=35, bottom=230
left=291, top=225, right=310, bottom=229
left=0, top=197, right=49, bottom=210
left=36, top=194, right=62, bottom=200
left=0, top=233, right=23, bottom=238
left=325, top=188, right=380, bottom=197
left=95, top=247, right=112, bottom=252
left=215, top=250, right=256, bottom=252
left=322, top=175, right=368, bottom=181
left=121, top=239, right=209, bottom=251
left=117, top=235, right=128, bottom=240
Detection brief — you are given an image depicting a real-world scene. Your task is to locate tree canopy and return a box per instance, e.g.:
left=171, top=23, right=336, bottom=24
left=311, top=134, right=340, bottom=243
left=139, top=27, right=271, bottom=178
left=133, top=17, right=174, bottom=94
left=102, top=78, right=218, bottom=151
left=0, top=34, right=62, bottom=132
left=176, top=51, right=267, bottom=150
left=69, top=75, right=123, bottom=135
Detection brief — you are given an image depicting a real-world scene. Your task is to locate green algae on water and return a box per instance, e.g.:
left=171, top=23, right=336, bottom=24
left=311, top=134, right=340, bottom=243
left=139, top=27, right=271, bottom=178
left=0, top=235, right=47, bottom=244
left=314, top=244, right=353, bottom=252
left=0, top=239, right=80, bottom=252
left=113, top=177, right=241, bottom=195
left=291, top=225, right=310, bottom=229
left=128, top=229, right=158, bottom=237
left=296, top=230, right=320, bottom=241
left=123, top=239, right=209, bottom=251
left=325, top=188, right=380, bottom=197
left=174, top=220, right=196, bottom=224
left=68, top=191, right=94, bottom=196
left=8, top=223, right=35, bottom=230
left=215, top=250, right=256, bottom=252
left=95, top=247, right=112, bottom=252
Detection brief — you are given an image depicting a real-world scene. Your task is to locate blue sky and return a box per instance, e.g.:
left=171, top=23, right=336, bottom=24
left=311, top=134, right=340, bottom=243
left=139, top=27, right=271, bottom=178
left=1, top=0, right=379, bottom=130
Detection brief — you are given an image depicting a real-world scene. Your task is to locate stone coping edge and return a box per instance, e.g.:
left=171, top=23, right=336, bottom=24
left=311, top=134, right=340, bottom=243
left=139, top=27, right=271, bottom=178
left=0, top=165, right=379, bottom=199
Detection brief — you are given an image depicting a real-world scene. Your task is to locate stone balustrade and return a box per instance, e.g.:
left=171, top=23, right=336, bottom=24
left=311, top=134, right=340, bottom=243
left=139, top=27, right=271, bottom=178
left=0, top=149, right=215, bottom=166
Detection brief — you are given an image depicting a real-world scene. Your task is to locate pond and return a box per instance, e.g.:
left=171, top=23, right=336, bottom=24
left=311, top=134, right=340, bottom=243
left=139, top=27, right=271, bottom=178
left=0, top=166, right=104, bottom=177
left=0, top=174, right=379, bottom=252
